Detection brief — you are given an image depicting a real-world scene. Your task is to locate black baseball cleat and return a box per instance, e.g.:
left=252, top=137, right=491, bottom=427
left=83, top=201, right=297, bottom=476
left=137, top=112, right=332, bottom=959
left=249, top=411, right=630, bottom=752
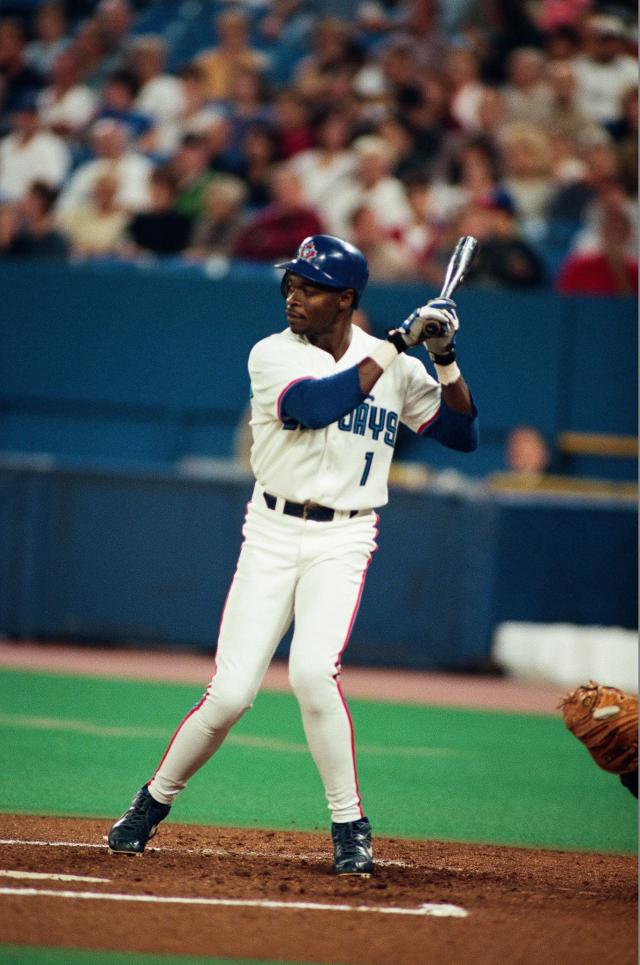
left=331, top=817, right=374, bottom=876
left=107, top=785, right=171, bottom=855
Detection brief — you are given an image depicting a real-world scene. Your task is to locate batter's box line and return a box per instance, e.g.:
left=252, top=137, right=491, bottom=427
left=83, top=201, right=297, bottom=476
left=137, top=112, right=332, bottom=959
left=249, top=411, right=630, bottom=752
left=0, top=838, right=409, bottom=868
left=0, top=886, right=469, bottom=918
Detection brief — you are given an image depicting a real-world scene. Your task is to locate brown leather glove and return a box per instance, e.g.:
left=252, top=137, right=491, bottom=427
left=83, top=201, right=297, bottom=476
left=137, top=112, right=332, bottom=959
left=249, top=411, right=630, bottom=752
left=559, top=682, right=638, bottom=775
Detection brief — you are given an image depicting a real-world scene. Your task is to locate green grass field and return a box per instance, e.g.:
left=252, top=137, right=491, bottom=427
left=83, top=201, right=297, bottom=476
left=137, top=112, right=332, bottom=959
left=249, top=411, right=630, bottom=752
left=0, top=668, right=636, bottom=852
left=0, top=950, right=311, bottom=965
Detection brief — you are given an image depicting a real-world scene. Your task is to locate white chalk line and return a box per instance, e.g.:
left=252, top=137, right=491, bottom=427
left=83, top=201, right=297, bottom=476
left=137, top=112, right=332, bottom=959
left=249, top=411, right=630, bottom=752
left=0, top=838, right=408, bottom=869
left=0, top=886, right=469, bottom=918
left=0, top=869, right=110, bottom=883
left=0, top=713, right=461, bottom=759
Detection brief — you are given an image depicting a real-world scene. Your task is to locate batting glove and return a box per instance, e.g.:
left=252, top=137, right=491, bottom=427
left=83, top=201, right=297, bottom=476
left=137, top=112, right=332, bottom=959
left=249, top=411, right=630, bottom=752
left=387, top=297, right=459, bottom=363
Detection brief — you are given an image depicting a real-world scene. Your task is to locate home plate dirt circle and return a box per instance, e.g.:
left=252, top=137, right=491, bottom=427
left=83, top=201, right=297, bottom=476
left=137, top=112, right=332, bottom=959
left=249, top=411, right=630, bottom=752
left=0, top=814, right=636, bottom=965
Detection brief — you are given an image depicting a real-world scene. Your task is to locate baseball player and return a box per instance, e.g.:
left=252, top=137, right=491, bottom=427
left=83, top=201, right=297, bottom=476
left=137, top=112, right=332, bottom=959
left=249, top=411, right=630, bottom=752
left=108, top=234, right=478, bottom=875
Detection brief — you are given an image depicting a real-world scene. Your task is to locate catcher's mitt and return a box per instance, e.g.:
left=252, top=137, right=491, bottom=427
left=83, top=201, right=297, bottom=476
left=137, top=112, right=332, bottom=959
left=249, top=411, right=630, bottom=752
left=559, top=681, right=638, bottom=775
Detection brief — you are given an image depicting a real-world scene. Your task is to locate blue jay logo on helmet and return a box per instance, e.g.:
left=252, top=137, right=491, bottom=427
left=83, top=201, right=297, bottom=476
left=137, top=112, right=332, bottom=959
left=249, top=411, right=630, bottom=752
left=299, top=239, right=318, bottom=262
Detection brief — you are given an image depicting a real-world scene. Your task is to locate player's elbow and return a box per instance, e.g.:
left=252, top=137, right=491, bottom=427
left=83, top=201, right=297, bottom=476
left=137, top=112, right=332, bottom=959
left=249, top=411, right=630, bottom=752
left=439, top=436, right=478, bottom=453
left=428, top=418, right=479, bottom=452
left=457, top=430, right=479, bottom=453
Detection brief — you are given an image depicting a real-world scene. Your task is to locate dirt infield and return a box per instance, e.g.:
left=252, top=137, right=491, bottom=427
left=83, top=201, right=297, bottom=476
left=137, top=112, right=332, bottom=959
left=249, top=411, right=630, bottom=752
left=0, top=814, right=636, bottom=965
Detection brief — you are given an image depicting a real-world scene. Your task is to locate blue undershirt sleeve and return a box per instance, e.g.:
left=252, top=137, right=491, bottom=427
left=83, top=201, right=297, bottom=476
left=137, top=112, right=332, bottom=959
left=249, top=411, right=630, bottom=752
left=279, top=367, right=366, bottom=430
left=423, top=397, right=479, bottom=452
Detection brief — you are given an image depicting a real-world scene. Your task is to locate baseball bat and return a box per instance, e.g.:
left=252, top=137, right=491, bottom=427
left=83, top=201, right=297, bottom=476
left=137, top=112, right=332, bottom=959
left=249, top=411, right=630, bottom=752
left=421, top=235, right=478, bottom=337
left=439, top=235, right=478, bottom=300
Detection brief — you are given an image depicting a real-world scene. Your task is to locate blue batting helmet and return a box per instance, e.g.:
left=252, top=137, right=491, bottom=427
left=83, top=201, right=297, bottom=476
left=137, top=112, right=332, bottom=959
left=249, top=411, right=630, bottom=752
left=275, top=235, right=369, bottom=307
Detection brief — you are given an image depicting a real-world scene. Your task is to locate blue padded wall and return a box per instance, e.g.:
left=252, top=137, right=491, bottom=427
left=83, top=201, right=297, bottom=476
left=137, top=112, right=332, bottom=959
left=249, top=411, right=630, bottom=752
left=1, top=461, right=636, bottom=669
left=0, top=261, right=636, bottom=478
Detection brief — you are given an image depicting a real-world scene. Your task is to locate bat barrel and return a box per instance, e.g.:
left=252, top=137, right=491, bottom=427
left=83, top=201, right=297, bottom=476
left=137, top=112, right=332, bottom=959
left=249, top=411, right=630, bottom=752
left=440, top=236, right=478, bottom=299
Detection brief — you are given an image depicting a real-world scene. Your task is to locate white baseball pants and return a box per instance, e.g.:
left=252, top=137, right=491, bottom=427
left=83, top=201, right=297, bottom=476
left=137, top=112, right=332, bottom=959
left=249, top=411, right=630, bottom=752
left=149, top=491, right=379, bottom=823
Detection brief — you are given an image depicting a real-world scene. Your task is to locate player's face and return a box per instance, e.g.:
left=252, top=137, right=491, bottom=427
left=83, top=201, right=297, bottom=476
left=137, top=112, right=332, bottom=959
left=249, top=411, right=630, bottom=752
left=284, top=274, right=352, bottom=340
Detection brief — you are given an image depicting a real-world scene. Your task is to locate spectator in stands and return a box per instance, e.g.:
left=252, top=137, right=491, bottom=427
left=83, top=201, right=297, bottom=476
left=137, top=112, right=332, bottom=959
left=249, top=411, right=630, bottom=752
left=572, top=13, right=638, bottom=130
left=546, top=138, right=621, bottom=225
left=187, top=175, right=248, bottom=261
left=376, top=38, right=422, bottom=115
left=95, top=0, right=135, bottom=74
left=400, top=174, right=441, bottom=275
left=124, top=164, right=192, bottom=258
left=233, top=123, right=278, bottom=210
left=612, top=86, right=638, bottom=198
left=217, top=67, right=272, bottom=173
left=71, top=19, right=110, bottom=90
left=545, top=60, right=602, bottom=144
left=469, top=0, right=543, bottom=85
left=374, top=113, right=425, bottom=183
left=57, top=117, right=151, bottom=216
left=389, top=0, right=450, bottom=73
left=170, top=132, right=216, bottom=221
left=536, top=0, right=589, bottom=34
left=233, top=165, right=324, bottom=261
left=438, top=136, right=513, bottom=222
left=498, top=121, right=555, bottom=225
left=97, top=69, right=153, bottom=147
left=0, top=92, right=69, bottom=201
left=453, top=198, right=546, bottom=288
left=0, top=18, right=44, bottom=116
left=323, top=134, right=412, bottom=239
left=433, top=87, right=504, bottom=180
left=271, top=89, right=313, bottom=160
left=474, top=86, right=507, bottom=143
left=130, top=35, right=185, bottom=157
left=501, top=47, right=553, bottom=128
left=348, top=204, right=414, bottom=281
left=178, top=63, right=225, bottom=141
left=556, top=191, right=638, bottom=296
left=195, top=8, right=269, bottom=102
left=288, top=109, right=355, bottom=217
left=397, top=72, right=451, bottom=171
left=445, top=46, right=485, bottom=133
left=542, top=24, right=582, bottom=63
left=0, top=180, right=68, bottom=259
left=25, top=2, right=69, bottom=79
left=37, top=49, right=97, bottom=138
left=505, top=425, right=551, bottom=475
left=294, top=16, right=364, bottom=102
left=57, top=171, right=127, bottom=258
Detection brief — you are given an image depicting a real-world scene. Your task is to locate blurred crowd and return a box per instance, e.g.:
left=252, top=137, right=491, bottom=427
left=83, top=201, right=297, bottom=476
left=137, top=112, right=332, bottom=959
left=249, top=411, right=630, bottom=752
left=0, top=0, right=637, bottom=293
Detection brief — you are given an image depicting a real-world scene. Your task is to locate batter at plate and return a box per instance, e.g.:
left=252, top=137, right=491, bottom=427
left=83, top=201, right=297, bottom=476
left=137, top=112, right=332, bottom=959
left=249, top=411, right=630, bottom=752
left=107, top=234, right=479, bottom=875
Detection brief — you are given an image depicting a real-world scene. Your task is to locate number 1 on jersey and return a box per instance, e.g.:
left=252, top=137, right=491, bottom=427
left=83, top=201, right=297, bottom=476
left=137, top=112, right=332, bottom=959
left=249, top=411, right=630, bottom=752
left=360, top=451, right=374, bottom=486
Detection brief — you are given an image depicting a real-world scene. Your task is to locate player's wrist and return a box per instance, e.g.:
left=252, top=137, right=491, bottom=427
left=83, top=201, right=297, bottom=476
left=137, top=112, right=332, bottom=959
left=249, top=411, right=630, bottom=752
left=370, top=340, right=400, bottom=371
left=427, top=345, right=456, bottom=365
left=386, top=330, right=408, bottom=354
left=435, top=360, right=461, bottom=385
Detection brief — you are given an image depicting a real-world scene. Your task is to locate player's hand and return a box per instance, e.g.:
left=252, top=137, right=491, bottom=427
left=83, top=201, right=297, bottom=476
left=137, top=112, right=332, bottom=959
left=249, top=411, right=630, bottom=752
left=422, top=297, right=459, bottom=364
left=387, top=297, right=459, bottom=363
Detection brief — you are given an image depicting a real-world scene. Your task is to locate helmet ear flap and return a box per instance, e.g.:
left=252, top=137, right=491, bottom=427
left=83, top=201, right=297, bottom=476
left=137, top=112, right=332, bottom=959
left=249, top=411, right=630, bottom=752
left=280, top=271, right=290, bottom=299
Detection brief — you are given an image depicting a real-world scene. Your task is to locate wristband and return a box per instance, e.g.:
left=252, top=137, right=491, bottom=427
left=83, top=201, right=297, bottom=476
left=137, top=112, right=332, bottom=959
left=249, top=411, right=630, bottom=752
left=428, top=346, right=456, bottom=365
left=435, top=361, right=461, bottom=385
left=386, top=330, right=408, bottom=354
left=370, top=341, right=399, bottom=371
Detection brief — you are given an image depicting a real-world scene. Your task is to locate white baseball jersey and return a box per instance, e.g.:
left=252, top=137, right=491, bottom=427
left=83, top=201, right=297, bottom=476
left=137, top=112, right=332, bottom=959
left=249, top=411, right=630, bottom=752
left=248, top=324, right=442, bottom=510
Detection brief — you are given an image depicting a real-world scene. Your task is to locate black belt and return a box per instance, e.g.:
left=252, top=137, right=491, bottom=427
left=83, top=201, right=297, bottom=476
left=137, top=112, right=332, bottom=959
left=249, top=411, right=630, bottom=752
left=263, top=491, right=360, bottom=522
